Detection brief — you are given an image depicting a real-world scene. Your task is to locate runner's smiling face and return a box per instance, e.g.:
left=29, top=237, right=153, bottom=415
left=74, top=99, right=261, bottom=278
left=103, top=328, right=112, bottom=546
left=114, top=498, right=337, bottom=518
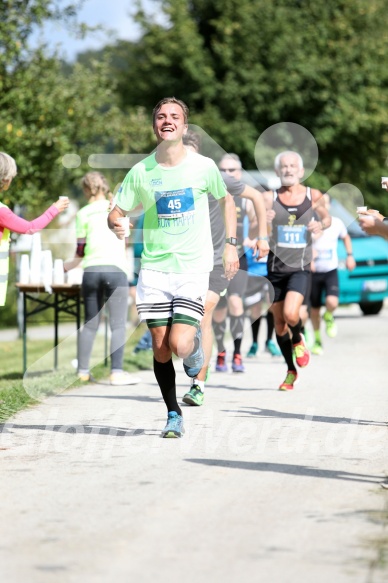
left=276, top=153, right=305, bottom=186
left=153, top=103, right=188, bottom=144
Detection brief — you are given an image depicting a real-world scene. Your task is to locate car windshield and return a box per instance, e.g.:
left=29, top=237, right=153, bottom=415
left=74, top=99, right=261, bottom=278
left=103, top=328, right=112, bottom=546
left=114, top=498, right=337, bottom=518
left=329, top=199, right=366, bottom=238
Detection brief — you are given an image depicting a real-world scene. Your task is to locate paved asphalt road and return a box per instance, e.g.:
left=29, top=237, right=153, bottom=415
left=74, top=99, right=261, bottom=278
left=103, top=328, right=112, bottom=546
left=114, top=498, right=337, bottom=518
left=1, top=305, right=387, bottom=583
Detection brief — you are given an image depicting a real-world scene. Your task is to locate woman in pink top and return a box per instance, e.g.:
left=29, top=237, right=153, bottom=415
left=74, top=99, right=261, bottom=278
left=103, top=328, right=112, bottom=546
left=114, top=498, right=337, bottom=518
left=0, top=152, right=68, bottom=306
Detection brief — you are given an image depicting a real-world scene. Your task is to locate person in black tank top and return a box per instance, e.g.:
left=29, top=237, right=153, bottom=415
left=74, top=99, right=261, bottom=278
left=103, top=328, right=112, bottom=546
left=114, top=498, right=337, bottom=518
left=264, top=151, right=331, bottom=391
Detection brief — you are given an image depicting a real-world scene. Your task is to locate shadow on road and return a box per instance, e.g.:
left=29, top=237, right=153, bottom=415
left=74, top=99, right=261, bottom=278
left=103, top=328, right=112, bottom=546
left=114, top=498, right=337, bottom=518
left=204, top=384, right=276, bottom=392
left=186, top=458, right=385, bottom=483
left=57, top=394, right=162, bottom=403
left=225, top=407, right=386, bottom=426
left=0, top=423, right=150, bottom=436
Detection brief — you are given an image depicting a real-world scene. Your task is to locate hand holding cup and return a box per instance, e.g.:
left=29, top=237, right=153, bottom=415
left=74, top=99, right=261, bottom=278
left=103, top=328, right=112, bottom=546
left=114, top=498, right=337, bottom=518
left=114, top=216, right=130, bottom=239
left=54, top=196, right=69, bottom=212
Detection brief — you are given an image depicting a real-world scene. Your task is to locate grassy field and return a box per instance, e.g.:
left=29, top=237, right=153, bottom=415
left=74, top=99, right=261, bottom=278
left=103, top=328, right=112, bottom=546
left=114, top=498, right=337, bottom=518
left=0, top=325, right=153, bottom=422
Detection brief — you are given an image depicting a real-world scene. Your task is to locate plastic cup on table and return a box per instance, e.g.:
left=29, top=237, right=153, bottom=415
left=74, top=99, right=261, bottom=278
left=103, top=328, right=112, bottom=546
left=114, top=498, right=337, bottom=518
left=41, top=250, right=53, bottom=291
left=53, top=259, right=65, bottom=284
left=19, top=254, right=30, bottom=284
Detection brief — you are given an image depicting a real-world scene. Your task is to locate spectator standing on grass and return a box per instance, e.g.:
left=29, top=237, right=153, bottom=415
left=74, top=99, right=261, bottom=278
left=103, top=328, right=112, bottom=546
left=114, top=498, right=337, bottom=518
left=65, top=171, right=141, bottom=386
left=0, top=152, right=68, bottom=307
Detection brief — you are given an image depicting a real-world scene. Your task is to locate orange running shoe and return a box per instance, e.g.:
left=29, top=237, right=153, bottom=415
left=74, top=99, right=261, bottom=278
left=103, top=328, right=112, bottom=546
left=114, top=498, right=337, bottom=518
left=293, top=333, right=310, bottom=368
left=279, top=370, right=298, bottom=391
left=216, top=351, right=228, bottom=372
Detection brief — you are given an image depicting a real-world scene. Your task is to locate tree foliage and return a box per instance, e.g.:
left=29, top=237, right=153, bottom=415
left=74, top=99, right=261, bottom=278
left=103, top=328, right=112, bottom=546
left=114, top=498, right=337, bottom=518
left=0, top=1, right=154, bottom=213
left=108, top=0, right=388, bottom=211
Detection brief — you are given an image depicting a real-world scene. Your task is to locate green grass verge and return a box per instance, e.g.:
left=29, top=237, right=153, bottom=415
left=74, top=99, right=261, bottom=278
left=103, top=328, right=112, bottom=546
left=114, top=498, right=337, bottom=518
left=0, top=324, right=153, bottom=422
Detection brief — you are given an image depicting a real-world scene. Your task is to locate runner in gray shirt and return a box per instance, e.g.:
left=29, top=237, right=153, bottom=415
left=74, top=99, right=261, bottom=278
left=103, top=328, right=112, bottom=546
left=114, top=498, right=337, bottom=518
left=182, top=137, right=269, bottom=406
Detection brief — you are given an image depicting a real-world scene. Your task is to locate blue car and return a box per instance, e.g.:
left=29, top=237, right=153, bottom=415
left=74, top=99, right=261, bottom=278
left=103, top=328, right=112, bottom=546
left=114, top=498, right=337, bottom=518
left=331, top=199, right=388, bottom=315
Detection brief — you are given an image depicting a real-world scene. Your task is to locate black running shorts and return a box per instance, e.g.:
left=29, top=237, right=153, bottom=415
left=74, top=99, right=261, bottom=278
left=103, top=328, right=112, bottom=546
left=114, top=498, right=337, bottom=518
left=208, top=263, right=228, bottom=295
left=310, top=269, right=339, bottom=308
left=268, top=270, right=310, bottom=303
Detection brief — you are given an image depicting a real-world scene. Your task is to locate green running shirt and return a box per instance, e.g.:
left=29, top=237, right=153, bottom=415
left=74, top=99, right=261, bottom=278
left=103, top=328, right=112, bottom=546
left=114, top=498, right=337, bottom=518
left=76, top=199, right=128, bottom=274
left=116, top=150, right=227, bottom=274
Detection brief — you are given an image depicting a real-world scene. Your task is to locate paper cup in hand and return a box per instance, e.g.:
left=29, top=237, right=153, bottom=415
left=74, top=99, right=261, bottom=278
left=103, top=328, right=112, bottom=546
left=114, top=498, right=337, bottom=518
left=59, top=196, right=69, bottom=200
left=117, top=216, right=130, bottom=237
left=381, top=177, right=388, bottom=190
left=357, top=206, right=367, bottom=218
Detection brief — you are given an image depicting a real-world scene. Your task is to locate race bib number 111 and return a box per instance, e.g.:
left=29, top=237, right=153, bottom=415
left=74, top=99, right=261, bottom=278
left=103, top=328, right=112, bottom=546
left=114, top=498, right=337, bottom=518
left=277, top=224, right=307, bottom=248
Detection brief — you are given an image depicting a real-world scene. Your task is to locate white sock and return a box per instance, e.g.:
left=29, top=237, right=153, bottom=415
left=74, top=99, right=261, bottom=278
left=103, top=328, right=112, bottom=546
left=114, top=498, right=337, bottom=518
left=192, top=379, right=205, bottom=392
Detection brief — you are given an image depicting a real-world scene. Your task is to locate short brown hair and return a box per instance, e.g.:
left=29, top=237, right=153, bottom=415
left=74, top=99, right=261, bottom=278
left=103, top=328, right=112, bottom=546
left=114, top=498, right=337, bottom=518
left=152, top=97, right=189, bottom=126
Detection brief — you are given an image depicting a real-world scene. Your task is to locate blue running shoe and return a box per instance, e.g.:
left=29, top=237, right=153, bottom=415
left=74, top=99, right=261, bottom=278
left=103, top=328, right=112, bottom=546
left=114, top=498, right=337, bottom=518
left=246, top=342, right=258, bottom=358
left=183, top=327, right=204, bottom=378
left=161, top=411, right=184, bottom=438
left=133, top=329, right=153, bottom=353
left=265, top=339, right=282, bottom=357
left=232, top=353, right=245, bottom=373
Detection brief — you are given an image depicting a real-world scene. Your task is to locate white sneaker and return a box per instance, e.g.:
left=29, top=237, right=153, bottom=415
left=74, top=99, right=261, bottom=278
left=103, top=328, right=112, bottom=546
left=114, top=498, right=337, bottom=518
left=110, top=371, right=142, bottom=386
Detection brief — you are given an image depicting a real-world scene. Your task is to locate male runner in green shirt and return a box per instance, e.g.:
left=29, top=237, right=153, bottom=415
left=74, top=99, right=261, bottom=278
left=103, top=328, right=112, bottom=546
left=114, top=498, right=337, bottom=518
left=108, top=97, right=238, bottom=437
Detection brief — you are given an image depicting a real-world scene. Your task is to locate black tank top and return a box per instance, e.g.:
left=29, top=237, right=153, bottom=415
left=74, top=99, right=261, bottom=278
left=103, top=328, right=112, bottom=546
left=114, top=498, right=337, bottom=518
left=268, top=187, right=314, bottom=273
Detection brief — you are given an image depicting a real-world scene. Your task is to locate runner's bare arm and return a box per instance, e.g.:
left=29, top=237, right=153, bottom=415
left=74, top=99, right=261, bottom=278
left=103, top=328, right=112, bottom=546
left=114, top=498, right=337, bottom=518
left=218, top=194, right=239, bottom=280
left=310, top=189, right=331, bottom=233
left=342, top=233, right=356, bottom=271
left=107, top=205, right=132, bottom=240
left=240, top=184, right=269, bottom=258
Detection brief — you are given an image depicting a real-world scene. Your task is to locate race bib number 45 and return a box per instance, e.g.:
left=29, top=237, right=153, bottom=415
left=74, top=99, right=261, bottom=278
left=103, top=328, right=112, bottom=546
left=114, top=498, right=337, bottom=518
left=277, top=224, right=307, bottom=248
left=155, top=188, right=195, bottom=219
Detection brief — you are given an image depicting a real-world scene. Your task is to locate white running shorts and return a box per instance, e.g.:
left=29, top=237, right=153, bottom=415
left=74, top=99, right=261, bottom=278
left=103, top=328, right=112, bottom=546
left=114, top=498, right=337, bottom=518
left=136, top=269, right=209, bottom=324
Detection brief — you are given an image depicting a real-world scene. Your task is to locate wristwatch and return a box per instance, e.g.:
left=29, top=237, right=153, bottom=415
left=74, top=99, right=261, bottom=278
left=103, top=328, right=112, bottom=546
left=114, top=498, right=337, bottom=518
left=225, top=237, right=238, bottom=246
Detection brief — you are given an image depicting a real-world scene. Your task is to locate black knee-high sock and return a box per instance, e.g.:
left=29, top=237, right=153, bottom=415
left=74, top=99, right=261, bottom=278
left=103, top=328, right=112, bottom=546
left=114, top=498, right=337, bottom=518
left=251, top=316, right=262, bottom=344
left=213, top=319, right=226, bottom=353
left=153, top=358, right=181, bottom=415
left=289, top=319, right=302, bottom=345
left=266, top=312, right=275, bottom=342
left=276, top=333, right=296, bottom=372
left=230, top=315, right=244, bottom=355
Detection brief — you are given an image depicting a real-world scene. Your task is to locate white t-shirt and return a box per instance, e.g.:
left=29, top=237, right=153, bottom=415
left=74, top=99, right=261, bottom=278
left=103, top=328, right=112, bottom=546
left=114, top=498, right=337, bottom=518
left=313, top=216, right=347, bottom=273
